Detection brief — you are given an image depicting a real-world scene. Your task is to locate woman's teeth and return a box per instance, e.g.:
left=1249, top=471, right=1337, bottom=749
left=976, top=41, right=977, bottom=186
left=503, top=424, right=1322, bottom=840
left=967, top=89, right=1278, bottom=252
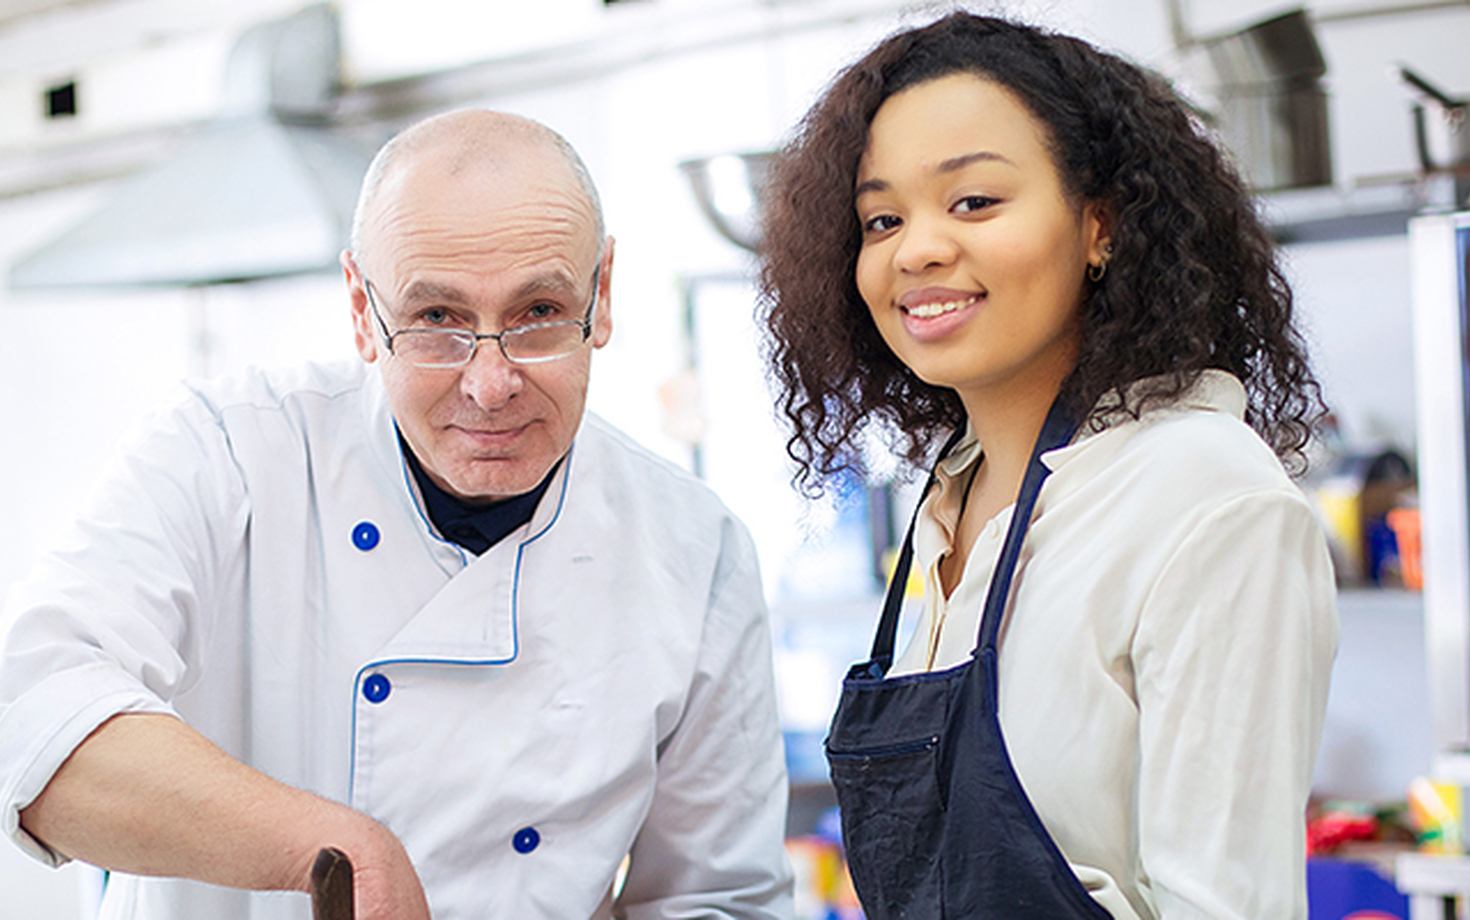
left=905, top=296, right=977, bottom=318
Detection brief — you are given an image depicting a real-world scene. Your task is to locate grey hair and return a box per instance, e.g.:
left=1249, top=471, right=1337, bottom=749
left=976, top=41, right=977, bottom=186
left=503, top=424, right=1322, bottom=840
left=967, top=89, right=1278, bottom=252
left=348, top=110, right=606, bottom=260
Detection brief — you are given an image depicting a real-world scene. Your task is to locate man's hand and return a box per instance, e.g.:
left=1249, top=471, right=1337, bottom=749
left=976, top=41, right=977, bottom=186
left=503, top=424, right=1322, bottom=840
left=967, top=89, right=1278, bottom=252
left=287, top=807, right=432, bottom=920
left=311, top=848, right=356, bottom=920
left=20, top=713, right=431, bottom=919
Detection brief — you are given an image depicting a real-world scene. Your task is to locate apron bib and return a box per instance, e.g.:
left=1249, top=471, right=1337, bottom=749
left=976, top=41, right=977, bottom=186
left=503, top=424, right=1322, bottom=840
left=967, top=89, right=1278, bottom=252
left=826, top=401, right=1112, bottom=920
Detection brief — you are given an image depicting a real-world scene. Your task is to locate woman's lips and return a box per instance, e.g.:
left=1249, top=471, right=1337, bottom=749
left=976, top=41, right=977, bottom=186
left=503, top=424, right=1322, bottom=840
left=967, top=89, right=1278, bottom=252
left=897, top=292, right=983, bottom=342
left=903, top=294, right=981, bottom=318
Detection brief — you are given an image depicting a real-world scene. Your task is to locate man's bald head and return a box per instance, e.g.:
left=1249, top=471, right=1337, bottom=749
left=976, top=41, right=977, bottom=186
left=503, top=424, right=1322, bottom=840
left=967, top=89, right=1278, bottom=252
left=349, top=109, right=605, bottom=263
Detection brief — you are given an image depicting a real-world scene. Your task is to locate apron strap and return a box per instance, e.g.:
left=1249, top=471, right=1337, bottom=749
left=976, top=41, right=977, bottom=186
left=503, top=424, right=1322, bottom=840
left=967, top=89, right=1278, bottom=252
left=860, top=396, right=1078, bottom=680
left=975, top=398, right=1079, bottom=654
left=972, top=398, right=1079, bottom=712
left=863, top=426, right=967, bottom=676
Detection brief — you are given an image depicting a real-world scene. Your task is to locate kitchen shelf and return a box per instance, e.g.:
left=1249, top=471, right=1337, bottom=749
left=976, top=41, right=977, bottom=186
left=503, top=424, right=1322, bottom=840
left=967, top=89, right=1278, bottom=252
left=1260, top=172, right=1468, bottom=243
left=1431, top=750, right=1470, bottom=786
left=1338, top=587, right=1424, bottom=613
left=1395, top=851, right=1470, bottom=919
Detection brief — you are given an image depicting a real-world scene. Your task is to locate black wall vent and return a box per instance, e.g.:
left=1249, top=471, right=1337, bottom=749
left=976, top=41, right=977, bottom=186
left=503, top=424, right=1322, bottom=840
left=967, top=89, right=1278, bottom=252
left=46, top=81, right=77, bottom=118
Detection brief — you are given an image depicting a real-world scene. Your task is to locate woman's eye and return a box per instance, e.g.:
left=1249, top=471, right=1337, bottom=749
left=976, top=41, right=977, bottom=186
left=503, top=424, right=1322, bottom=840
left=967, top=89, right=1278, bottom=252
left=862, top=214, right=901, bottom=235
left=953, top=195, right=997, bottom=214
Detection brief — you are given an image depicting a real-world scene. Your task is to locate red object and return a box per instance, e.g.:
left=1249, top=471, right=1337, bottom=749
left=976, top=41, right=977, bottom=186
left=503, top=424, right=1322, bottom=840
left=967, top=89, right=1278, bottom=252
left=1387, top=508, right=1422, bottom=590
left=1308, top=813, right=1379, bottom=854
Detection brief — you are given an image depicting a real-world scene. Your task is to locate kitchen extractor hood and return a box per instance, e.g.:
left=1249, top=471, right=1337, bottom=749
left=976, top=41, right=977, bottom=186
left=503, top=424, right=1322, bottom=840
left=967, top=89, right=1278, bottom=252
left=9, top=3, right=377, bottom=289
left=1201, top=8, right=1333, bottom=192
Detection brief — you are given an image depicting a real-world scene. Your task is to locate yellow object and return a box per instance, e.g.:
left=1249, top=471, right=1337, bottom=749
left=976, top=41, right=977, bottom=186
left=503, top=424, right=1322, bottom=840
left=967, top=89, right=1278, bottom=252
left=1408, top=777, right=1463, bottom=854
left=786, top=837, right=862, bottom=920
left=1314, top=485, right=1362, bottom=578
left=881, top=546, right=926, bottom=599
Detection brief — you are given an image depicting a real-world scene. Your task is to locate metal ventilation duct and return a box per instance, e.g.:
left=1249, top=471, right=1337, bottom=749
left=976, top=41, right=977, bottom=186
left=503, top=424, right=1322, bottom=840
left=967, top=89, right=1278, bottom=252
left=1200, top=9, right=1333, bottom=192
left=9, top=3, right=376, bottom=289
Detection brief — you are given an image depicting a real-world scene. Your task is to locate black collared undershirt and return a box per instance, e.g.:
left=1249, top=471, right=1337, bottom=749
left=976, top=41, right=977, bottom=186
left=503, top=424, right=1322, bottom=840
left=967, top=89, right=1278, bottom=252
left=400, top=435, right=562, bottom=555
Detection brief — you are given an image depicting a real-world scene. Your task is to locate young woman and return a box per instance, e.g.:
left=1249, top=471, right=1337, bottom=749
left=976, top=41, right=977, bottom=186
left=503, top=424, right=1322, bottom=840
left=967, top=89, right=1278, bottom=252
left=759, top=13, right=1338, bottom=920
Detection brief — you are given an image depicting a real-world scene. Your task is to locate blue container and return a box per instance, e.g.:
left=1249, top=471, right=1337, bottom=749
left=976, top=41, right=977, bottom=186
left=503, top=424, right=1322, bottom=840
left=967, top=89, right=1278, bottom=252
left=1306, top=857, right=1408, bottom=919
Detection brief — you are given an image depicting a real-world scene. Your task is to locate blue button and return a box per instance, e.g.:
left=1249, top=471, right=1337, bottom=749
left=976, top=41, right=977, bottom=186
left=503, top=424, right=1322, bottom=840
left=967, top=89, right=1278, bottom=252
left=352, top=522, right=380, bottom=551
left=512, top=827, right=540, bottom=854
left=363, top=674, right=391, bottom=703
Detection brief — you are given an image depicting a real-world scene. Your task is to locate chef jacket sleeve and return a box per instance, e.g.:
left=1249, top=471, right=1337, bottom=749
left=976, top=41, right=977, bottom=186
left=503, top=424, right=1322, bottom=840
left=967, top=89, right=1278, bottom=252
left=1132, top=489, right=1338, bottom=920
left=0, top=392, right=248, bottom=865
left=615, top=515, right=795, bottom=920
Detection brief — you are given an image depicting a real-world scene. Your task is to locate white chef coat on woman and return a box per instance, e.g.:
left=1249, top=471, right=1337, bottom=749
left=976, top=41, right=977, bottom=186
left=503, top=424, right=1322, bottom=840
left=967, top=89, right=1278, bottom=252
left=0, top=360, right=793, bottom=920
left=890, top=370, right=1337, bottom=920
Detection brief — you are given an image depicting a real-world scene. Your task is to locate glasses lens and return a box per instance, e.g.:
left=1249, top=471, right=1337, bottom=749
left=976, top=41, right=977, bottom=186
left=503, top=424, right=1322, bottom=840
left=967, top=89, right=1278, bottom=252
left=394, top=331, right=475, bottom=367
left=502, top=322, right=588, bottom=363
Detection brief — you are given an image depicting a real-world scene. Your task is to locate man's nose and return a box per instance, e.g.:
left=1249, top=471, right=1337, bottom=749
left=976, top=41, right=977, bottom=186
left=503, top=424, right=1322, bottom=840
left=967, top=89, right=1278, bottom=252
left=459, top=339, right=525, bottom=409
left=893, top=213, right=958, bottom=275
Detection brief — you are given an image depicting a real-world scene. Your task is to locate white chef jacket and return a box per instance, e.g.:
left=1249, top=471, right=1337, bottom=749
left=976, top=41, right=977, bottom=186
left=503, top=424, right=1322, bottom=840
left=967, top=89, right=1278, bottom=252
left=890, top=370, right=1337, bottom=920
left=0, top=360, right=794, bottom=920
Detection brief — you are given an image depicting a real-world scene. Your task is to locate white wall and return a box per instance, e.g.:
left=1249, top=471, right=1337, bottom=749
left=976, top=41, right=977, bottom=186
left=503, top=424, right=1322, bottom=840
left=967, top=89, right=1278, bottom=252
left=1287, top=235, right=1420, bottom=451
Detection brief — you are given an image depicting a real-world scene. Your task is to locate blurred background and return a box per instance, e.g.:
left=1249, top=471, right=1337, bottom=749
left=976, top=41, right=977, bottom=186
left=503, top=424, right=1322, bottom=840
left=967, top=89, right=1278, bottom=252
left=1, top=0, right=1468, bottom=916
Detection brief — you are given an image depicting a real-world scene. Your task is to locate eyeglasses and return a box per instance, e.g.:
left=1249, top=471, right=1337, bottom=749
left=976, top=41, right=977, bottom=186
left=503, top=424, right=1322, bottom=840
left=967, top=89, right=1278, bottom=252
left=363, top=265, right=600, bottom=368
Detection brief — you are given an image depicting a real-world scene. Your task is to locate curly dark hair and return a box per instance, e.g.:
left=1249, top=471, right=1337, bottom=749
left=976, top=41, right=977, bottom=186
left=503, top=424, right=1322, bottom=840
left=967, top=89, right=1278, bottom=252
left=758, top=12, right=1323, bottom=493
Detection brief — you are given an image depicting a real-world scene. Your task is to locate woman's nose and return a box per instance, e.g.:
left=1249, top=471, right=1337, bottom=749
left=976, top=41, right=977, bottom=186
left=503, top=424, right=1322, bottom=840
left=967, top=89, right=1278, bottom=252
left=893, top=214, right=958, bottom=275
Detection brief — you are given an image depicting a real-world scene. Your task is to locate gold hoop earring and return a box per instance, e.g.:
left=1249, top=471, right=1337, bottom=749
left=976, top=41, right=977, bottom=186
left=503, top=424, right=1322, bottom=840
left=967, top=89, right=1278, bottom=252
left=1087, top=260, right=1107, bottom=283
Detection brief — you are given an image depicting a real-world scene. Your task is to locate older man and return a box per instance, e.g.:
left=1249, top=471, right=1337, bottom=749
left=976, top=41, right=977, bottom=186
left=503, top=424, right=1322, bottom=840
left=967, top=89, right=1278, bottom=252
left=0, top=110, right=793, bottom=919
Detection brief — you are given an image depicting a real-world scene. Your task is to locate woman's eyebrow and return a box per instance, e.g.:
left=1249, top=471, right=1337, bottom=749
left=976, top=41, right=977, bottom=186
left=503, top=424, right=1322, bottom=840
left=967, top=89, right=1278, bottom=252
left=937, top=150, right=1016, bottom=173
left=855, top=150, right=1018, bottom=199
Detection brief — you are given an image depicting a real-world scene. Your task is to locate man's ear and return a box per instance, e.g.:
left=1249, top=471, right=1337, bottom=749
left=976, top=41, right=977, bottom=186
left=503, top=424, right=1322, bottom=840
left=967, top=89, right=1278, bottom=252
left=592, top=236, right=615, bottom=349
left=342, top=250, right=379, bottom=363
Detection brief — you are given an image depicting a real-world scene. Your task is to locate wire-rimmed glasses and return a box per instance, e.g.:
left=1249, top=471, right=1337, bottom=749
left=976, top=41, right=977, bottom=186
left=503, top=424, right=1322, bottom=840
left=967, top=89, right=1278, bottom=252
left=364, top=265, right=600, bottom=368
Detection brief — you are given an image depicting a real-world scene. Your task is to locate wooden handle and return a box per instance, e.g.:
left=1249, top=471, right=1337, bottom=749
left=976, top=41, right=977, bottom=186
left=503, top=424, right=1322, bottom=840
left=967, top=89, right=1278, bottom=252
left=310, top=847, right=354, bottom=920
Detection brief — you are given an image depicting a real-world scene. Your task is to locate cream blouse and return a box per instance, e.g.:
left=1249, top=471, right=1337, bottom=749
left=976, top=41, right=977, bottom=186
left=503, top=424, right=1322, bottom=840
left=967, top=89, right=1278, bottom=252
left=890, top=370, right=1338, bottom=920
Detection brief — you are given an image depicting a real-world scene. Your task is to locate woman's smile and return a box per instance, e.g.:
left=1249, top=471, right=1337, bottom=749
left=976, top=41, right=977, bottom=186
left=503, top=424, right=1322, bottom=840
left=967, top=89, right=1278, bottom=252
left=897, top=288, right=984, bottom=341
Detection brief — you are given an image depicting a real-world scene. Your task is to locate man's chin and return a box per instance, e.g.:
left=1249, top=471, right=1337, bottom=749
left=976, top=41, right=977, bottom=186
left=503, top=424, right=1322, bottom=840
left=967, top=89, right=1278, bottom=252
left=443, top=459, right=556, bottom=504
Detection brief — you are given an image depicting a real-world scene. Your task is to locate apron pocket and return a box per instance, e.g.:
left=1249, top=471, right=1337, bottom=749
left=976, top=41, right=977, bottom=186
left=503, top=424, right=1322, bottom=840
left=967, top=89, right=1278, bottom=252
left=827, top=736, right=944, bottom=920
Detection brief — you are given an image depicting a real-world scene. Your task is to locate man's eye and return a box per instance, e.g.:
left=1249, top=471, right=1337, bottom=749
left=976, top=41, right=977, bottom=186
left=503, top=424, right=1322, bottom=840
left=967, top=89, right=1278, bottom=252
left=416, top=308, right=452, bottom=326
left=527, top=303, right=557, bottom=321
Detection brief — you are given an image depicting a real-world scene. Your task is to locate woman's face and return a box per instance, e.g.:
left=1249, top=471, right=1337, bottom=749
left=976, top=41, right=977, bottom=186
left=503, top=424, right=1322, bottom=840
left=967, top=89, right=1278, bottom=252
left=854, top=73, right=1108, bottom=409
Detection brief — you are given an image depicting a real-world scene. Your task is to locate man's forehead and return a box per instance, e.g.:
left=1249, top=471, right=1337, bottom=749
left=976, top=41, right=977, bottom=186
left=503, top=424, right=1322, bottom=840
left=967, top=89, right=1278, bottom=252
left=362, top=158, right=598, bottom=277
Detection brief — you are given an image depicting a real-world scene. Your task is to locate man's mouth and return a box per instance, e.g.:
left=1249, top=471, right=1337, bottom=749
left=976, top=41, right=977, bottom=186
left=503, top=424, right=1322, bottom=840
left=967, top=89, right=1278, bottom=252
left=450, top=421, right=531, bottom=443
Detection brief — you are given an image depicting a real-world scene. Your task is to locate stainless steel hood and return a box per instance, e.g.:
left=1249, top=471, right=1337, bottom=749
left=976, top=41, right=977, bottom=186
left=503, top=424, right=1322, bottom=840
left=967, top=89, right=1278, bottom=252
left=1202, top=8, right=1333, bottom=192
left=9, top=3, right=376, bottom=289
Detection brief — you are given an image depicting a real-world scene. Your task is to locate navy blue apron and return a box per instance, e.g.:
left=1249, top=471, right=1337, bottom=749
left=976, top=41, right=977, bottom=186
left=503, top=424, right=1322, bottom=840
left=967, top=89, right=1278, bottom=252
left=825, top=400, right=1113, bottom=920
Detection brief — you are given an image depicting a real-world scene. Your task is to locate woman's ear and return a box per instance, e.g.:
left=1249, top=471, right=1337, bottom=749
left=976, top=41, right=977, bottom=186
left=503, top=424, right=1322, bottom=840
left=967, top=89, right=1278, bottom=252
left=1084, top=200, right=1116, bottom=268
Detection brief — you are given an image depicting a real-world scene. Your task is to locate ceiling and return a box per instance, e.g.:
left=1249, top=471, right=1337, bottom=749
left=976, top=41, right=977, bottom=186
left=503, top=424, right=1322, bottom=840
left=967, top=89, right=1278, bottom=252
left=0, top=0, right=94, bottom=27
